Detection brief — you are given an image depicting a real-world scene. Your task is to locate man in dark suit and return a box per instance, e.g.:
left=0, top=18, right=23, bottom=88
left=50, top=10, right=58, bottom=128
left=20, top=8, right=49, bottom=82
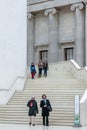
left=40, top=94, right=52, bottom=126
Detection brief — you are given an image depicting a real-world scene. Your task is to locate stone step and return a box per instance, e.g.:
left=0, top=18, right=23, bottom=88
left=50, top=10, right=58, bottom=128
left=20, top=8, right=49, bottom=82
left=0, top=116, right=74, bottom=121
left=14, top=92, right=83, bottom=95
left=9, top=97, right=76, bottom=101
left=14, top=92, right=84, bottom=95
left=10, top=97, right=76, bottom=100
left=26, top=79, right=85, bottom=84
left=24, top=87, right=86, bottom=91
left=10, top=97, right=76, bottom=101
left=0, top=120, right=73, bottom=126
left=0, top=110, right=74, bottom=114
left=8, top=103, right=74, bottom=107
left=0, top=105, right=74, bottom=109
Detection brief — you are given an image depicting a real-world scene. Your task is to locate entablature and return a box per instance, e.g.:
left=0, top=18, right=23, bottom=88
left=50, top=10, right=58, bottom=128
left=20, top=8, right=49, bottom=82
left=28, top=0, right=54, bottom=5
left=27, top=0, right=85, bottom=13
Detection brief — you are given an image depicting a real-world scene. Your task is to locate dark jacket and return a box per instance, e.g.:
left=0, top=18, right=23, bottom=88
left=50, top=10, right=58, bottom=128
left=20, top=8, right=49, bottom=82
left=40, top=99, right=52, bottom=116
left=27, top=100, right=38, bottom=116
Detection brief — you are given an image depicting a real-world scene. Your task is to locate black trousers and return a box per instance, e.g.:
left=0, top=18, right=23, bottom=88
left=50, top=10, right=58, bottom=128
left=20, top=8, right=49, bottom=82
left=43, top=116, right=49, bottom=126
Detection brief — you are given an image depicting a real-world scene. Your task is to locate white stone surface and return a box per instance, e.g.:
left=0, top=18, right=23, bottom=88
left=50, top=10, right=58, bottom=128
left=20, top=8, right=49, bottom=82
left=0, top=0, right=27, bottom=104
left=0, top=0, right=27, bottom=89
left=0, top=124, right=87, bottom=130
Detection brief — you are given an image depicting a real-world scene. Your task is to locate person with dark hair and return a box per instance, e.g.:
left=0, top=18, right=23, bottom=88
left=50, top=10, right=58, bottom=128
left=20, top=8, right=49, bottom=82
left=43, top=60, right=48, bottom=77
left=30, top=62, right=36, bottom=79
left=38, top=60, right=43, bottom=77
left=40, top=94, right=52, bottom=126
left=27, top=96, right=38, bottom=126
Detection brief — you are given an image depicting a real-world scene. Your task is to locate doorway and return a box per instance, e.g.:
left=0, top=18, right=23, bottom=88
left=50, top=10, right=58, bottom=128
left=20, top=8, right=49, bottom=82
left=64, top=47, right=74, bottom=60
left=39, top=50, right=48, bottom=61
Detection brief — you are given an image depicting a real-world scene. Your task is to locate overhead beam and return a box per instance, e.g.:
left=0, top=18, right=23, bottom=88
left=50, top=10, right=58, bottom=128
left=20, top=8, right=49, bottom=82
left=27, top=0, right=83, bottom=13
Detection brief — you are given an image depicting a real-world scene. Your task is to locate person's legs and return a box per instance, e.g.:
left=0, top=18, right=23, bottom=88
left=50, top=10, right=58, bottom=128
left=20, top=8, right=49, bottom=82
left=32, top=116, right=35, bottom=126
left=45, top=69, right=47, bottom=77
left=43, top=116, right=45, bottom=125
left=38, top=69, right=41, bottom=77
left=31, top=73, right=33, bottom=79
left=46, top=116, right=49, bottom=126
left=29, top=116, right=32, bottom=124
left=43, top=68, right=47, bottom=77
left=31, top=72, right=34, bottom=79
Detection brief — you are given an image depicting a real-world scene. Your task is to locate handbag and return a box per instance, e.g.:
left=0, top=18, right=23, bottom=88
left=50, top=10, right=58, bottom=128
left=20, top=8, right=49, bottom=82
left=47, top=106, right=52, bottom=112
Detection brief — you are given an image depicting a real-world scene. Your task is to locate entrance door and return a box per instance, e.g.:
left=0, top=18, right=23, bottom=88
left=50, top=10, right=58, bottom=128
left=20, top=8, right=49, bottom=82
left=64, top=47, right=74, bottom=60
left=39, top=50, right=48, bottom=61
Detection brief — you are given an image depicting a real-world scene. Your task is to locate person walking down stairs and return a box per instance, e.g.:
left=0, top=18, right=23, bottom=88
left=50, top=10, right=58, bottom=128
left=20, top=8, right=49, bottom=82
left=38, top=60, right=43, bottom=77
left=40, top=94, right=52, bottom=126
left=43, top=60, right=48, bottom=77
left=27, top=96, right=38, bottom=126
left=30, top=62, right=36, bottom=79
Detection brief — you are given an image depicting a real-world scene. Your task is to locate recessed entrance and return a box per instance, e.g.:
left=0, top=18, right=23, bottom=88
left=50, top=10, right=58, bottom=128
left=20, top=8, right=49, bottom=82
left=64, top=47, right=74, bottom=60
left=39, top=50, right=48, bottom=61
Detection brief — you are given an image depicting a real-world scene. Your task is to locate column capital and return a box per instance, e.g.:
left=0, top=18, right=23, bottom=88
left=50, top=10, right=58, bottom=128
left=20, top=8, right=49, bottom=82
left=27, top=13, right=35, bottom=20
left=27, top=13, right=32, bottom=20
left=44, top=8, right=57, bottom=16
left=71, top=3, right=84, bottom=11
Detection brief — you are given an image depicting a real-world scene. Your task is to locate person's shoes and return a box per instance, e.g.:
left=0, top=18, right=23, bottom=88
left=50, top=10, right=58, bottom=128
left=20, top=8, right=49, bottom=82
left=32, top=124, right=35, bottom=126
left=29, top=122, right=31, bottom=125
left=46, top=124, right=49, bottom=126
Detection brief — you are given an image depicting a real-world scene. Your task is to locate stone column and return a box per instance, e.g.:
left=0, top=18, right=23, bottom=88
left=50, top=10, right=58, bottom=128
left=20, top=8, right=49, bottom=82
left=71, top=3, right=85, bottom=67
left=44, top=8, right=59, bottom=63
left=27, top=13, right=35, bottom=66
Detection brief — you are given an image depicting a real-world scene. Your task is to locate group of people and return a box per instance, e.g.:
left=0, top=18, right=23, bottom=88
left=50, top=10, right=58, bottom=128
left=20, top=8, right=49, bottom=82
left=30, top=60, right=48, bottom=79
left=27, top=94, right=52, bottom=126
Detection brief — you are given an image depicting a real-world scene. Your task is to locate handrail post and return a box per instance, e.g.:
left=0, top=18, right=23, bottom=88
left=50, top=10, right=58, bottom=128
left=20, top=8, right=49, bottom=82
left=74, top=95, right=81, bottom=127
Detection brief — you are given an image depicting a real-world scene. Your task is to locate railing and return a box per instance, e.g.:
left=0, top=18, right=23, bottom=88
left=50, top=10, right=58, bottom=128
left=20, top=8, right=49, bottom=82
left=49, top=60, right=87, bottom=82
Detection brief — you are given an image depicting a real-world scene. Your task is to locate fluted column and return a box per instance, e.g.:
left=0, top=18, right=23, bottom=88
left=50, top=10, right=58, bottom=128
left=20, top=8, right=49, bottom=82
left=27, top=13, right=35, bottom=66
left=44, top=8, right=58, bottom=63
left=71, top=3, right=85, bottom=67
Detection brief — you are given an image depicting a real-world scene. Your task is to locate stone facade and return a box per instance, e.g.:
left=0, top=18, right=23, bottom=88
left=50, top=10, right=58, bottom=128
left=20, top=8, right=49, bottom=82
left=27, top=0, right=87, bottom=67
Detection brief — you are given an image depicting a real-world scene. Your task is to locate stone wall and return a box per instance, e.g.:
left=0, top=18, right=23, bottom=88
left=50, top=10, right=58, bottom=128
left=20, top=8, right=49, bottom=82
left=34, top=6, right=76, bottom=46
left=35, top=12, right=49, bottom=46
left=58, top=6, right=75, bottom=43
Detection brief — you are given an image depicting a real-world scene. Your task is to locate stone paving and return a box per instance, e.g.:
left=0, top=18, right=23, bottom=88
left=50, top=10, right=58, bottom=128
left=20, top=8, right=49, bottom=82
left=0, top=124, right=87, bottom=130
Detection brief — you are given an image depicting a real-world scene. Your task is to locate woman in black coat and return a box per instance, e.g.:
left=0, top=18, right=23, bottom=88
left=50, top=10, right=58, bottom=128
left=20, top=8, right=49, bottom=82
left=27, top=96, right=38, bottom=126
left=40, top=94, right=52, bottom=126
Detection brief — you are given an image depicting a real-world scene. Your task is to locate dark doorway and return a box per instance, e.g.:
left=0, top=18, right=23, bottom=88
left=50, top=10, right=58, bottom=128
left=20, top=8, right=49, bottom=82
left=39, top=50, right=48, bottom=61
left=64, top=47, right=74, bottom=60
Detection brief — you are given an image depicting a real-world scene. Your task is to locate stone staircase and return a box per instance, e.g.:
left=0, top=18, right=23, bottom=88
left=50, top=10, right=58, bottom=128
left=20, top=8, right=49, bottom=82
left=0, top=65, right=87, bottom=126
